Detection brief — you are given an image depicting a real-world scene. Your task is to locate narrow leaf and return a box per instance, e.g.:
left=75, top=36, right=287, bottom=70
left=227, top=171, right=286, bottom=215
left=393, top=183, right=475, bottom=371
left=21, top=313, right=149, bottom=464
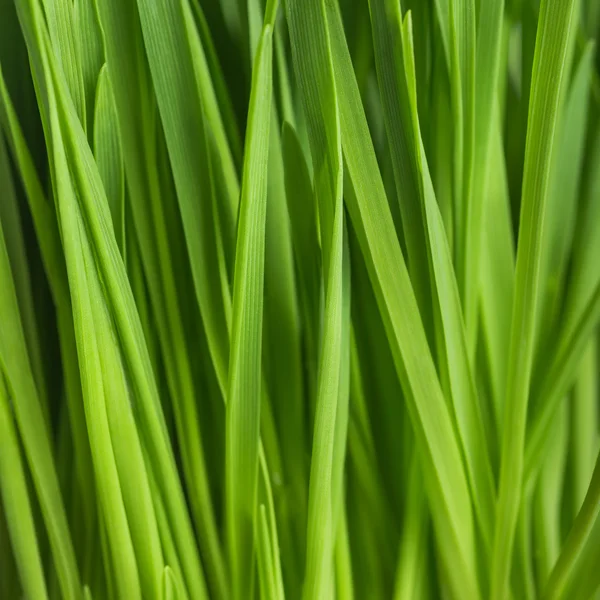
left=492, top=0, right=578, bottom=596
left=226, top=20, right=273, bottom=600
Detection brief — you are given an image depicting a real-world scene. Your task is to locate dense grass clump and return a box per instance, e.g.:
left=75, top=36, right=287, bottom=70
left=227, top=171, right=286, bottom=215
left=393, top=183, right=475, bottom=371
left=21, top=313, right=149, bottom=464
left=1, top=0, right=600, bottom=598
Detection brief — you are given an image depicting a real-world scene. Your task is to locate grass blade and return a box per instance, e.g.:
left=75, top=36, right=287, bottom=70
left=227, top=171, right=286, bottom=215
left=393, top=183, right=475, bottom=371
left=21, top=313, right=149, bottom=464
left=0, top=364, right=48, bottom=600
left=42, top=0, right=86, bottom=124
left=533, top=403, right=568, bottom=588
left=282, top=121, right=321, bottom=403
left=284, top=1, right=352, bottom=597
left=368, top=0, right=434, bottom=346
left=479, top=113, right=514, bottom=434
left=34, top=11, right=167, bottom=598
left=135, top=0, right=230, bottom=389
left=93, top=65, right=124, bottom=254
left=262, top=108, right=308, bottom=588
left=370, top=3, right=496, bottom=549
left=448, top=0, right=476, bottom=315
left=533, top=43, right=595, bottom=386
left=0, top=48, right=80, bottom=596
left=0, top=133, right=48, bottom=416
left=324, top=3, right=480, bottom=597
left=18, top=2, right=213, bottom=597
left=162, top=566, right=185, bottom=600
left=569, top=340, right=599, bottom=514
left=94, top=1, right=221, bottom=593
left=492, top=0, right=578, bottom=596
left=525, top=280, right=600, bottom=484
left=542, top=447, right=600, bottom=599
left=256, top=504, right=278, bottom=600
left=73, top=0, right=103, bottom=134
left=463, top=0, right=505, bottom=349
left=226, top=16, right=274, bottom=599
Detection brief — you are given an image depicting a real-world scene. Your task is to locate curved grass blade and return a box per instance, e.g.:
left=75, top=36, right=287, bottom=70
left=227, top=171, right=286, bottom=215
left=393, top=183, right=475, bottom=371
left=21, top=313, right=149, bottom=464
left=369, top=3, right=496, bottom=550
left=35, top=14, right=166, bottom=598
left=94, top=1, right=221, bottom=593
left=420, top=145, right=496, bottom=551
left=491, top=0, right=578, bottom=596
left=542, top=448, right=600, bottom=599
left=554, top=514, right=600, bottom=600
left=1, top=56, right=97, bottom=580
left=0, top=65, right=80, bottom=600
left=62, top=195, right=142, bottom=600
left=367, top=0, right=434, bottom=346
left=324, top=3, right=480, bottom=597
left=17, top=2, right=211, bottom=597
left=93, top=286, right=165, bottom=600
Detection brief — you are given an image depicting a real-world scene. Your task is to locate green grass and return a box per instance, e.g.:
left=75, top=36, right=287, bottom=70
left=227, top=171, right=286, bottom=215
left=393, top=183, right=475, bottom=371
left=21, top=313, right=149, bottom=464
left=0, top=0, right=600, bottom=598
